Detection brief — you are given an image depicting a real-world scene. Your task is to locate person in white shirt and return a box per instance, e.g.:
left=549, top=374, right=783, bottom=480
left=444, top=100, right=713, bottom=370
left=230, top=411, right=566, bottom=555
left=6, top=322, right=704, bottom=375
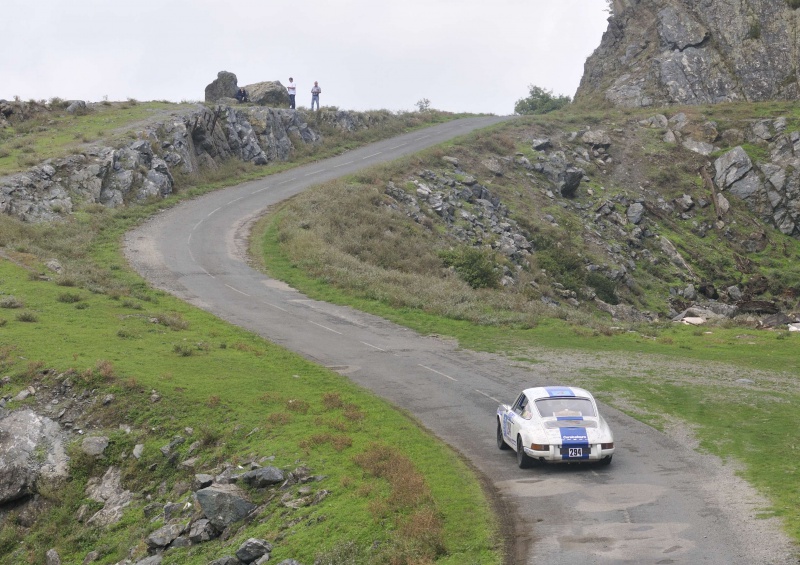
left=311, top=81, right=322, bottom=110
left=287, top=77, right=296, bottom=109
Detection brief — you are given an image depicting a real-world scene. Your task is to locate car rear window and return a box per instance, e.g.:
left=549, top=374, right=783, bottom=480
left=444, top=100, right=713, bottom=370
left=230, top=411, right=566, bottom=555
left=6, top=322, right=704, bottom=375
left=535, top=397, right=596, bottom=418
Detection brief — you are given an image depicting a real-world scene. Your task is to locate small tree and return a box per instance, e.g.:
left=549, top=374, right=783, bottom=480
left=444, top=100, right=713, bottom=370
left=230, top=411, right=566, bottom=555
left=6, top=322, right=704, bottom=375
left=513, top=85, right=571, bottom=115
left=415, top=98, right=431, bottom=112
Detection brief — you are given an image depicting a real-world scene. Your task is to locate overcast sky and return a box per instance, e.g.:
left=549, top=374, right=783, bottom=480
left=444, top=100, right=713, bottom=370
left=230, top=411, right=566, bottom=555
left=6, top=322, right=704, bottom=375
left=1, top=0, right=609, bottom=116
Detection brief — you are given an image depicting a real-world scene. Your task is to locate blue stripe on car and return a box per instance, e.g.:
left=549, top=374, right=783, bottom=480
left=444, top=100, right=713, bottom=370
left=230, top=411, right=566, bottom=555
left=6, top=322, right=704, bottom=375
left=560, top=427, right=590, bottom=460
left=545, top=386, right=575, bottom=397
left=556, top=416, right=583, bottom=421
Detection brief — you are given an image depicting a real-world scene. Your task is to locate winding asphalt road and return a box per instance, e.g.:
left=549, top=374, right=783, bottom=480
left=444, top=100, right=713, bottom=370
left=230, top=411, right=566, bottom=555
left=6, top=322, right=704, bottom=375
left=124, top=117, right=796, bottom=564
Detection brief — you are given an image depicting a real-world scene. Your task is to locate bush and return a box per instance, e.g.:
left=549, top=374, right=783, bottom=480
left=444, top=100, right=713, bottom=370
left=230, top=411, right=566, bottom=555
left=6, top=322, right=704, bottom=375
left=514, top=85, right=571, bottom=115
left=439, top=247, right=500, bottom=289
left=587, top=272, right=619, bottom=305
left=0, top=296, right=24, bottom=309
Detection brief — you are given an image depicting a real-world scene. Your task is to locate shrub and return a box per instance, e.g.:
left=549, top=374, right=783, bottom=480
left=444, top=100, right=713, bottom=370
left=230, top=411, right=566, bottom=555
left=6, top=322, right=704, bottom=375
left=173, top=343, right=193, bottom=356
left=155, top=312, right=189, bottom=330
left=439, top=247, right=500, bottom=289
left=0, top=296, right=24, bottom=308
left=587, top=272, right=619, bottom=305
left=514, top=85, right=571, bottom=115
left=57, top=292, right=82, bottom=303
left=16, top=311, right=38, bottom=322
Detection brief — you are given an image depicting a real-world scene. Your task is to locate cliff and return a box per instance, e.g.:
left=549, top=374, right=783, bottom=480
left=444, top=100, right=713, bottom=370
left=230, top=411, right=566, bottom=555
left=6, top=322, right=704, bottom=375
left=577, top=0, right=800, bottom=107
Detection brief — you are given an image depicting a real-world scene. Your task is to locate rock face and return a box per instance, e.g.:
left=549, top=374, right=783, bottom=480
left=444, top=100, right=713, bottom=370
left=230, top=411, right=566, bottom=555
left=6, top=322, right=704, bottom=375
left=0, top=100, right=399, bottom=223
left=0, top=105, right=324, bottom=223
left=577, top=0, right=800, bottom=107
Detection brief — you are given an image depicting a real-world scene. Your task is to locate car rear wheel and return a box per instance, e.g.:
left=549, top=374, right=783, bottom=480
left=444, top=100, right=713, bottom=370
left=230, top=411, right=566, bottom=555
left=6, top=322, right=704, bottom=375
left=599, top=455, right=612, bottom=466
left=516, top=435, right=533, bottom=469
left=497, top=419, right=510, bottom=450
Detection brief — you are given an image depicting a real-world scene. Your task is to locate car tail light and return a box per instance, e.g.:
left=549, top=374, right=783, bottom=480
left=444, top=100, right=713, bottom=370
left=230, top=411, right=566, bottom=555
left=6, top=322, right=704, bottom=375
left=530, top=443, right=549, bottom=451
left=601, top=442, right=614, bottom=449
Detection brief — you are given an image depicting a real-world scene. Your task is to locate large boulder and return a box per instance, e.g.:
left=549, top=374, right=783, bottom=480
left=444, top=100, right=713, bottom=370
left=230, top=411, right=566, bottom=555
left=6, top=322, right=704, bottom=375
left=0, top=409, right=69, bottom=504
left=205, top=71, right=239, bottom=103
left=195, top=483, right=256, bottom=530
left=243, top=81, right=291, bottom=107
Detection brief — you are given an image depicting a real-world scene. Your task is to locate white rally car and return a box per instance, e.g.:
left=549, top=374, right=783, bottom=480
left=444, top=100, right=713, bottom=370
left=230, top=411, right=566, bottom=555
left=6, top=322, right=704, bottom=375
left=496, top=386, right=615, bottom=467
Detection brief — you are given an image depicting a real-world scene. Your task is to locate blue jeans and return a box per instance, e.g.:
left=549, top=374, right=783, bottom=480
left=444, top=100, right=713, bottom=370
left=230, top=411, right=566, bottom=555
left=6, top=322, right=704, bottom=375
left=289, top=94, right=296, bottom=109
left=311, top=95, right=319, bottom=110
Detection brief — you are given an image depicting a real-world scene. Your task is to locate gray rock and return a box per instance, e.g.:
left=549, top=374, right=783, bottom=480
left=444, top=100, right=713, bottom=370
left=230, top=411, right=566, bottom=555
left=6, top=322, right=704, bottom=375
left=240, top=466, right=284, bottom=488
left=193, top=473, right=214, bottom=490
left=682, top=139, right=715, bottom=156
left=205, top=71, right=239, bottom=103
left=657, top=5, right=707, bottom=51
left=46, top=548, right=61, bottom=565
left=726, top=285, right=743, bottom=302
left=236, top=538, right=273, bottom=563
left=531, top=138, right=551, bottom=151
left=208, top=558, right=240, bottom=565
left=65, top=100, right=87, bottom=114
left=195, top=484, right=256, bottom=530
left=244, top=80, right=291, bottom=107
left=146, top=523, right=186, bottom=549
left=82, top=436, right=109, bottom=456
left=86, top=466, right=133, bottom=527
left=0, top=409, right=69, bottom=504
left=626, top=202, right=645, bottom=224
left=133, top=444, right=144, bottom=459
left=133, top=556, right=163, bottom=565
left=714, top=147, right=752, bottom=189
left=581, top=130, right=611, bottom=148
left=188, top=518, right=218, bottom=543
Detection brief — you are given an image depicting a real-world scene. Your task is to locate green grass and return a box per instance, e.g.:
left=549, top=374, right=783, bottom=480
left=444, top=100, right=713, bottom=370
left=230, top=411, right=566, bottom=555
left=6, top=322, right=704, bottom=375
left=0, top=256, right=500, bottom=565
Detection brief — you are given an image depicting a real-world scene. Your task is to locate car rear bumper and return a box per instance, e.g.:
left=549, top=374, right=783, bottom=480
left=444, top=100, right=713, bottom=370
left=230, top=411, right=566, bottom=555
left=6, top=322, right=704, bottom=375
left=524, top=444, right=615, bottom=463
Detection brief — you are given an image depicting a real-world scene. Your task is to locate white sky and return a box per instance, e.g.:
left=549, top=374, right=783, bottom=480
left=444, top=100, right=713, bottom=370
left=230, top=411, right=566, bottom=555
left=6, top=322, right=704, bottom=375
left=1, top=0, right=609, bottom=116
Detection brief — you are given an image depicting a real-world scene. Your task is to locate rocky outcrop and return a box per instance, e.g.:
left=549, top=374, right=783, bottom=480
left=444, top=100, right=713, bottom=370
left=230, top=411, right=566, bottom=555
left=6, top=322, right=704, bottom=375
left=0, top=100, right=404, bottom=223
left=577, top=0, right=800, bottom=107
left=0, top=105, right=323, bottom=223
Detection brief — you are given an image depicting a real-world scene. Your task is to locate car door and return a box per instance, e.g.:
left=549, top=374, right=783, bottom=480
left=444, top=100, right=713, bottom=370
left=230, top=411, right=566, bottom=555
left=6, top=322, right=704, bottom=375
left=504, top=393, right=530, bottom=444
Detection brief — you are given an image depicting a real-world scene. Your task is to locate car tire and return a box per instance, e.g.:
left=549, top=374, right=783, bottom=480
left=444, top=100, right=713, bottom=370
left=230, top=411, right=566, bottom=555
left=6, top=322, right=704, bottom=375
left=599, top=455, right=612, bottom=466
left=516, top=435, right=533, bottom=469
left=497, top=419, right=510, bottom=450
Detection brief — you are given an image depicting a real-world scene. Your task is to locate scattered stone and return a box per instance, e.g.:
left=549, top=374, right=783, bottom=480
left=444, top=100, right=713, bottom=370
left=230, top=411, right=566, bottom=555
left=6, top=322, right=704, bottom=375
left=236, top=538, right=273, bottom=563
left=240, top=466, right=285, bottom=488
left=82, top=436, right=109, bottom=456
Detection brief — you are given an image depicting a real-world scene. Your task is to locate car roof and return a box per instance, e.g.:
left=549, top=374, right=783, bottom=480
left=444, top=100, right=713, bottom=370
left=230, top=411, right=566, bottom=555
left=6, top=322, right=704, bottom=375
left=522, top=386, right=595, bottom=401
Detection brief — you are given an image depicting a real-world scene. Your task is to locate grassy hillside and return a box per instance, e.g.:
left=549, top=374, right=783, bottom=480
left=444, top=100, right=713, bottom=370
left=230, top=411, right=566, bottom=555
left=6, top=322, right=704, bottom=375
left=0, top=105, right=501, bottom=564
left=255, top=101, right=800, bottom=543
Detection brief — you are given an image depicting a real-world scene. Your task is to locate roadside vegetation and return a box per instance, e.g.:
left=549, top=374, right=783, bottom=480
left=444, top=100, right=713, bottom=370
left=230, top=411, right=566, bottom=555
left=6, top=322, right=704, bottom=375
left=255, top=101, right=800, bottom=543
left=0, top=105, right=500, bottom=564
